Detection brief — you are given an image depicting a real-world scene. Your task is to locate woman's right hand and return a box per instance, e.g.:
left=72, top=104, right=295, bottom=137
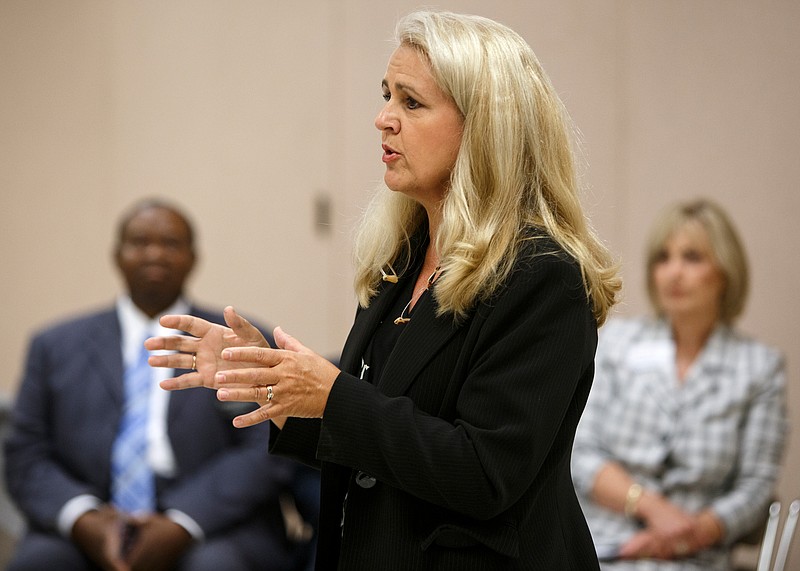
left=619, top=492, right=695, bottom=560
left=146, top=306, right=270, bottom=391
left=635, top=491, right=695, bottom=540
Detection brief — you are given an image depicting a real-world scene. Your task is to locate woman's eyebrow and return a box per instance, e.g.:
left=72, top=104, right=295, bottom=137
left=381, top=79, right=422, bottom=99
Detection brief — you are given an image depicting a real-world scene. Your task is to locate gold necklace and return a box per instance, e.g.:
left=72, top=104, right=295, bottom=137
left=394, top=266, right=440, bottom=325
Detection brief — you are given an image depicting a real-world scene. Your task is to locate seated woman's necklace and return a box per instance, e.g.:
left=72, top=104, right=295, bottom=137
left=394, top=266, right=441, bottom=325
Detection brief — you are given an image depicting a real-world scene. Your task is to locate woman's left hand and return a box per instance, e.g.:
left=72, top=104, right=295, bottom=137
left=619, top=529, right=694, bottom=560
left=619, top=508, right=722, bottom=560
left=216, top=326, right=341, bottom=428
left=146, top=306, right=270, bottom=391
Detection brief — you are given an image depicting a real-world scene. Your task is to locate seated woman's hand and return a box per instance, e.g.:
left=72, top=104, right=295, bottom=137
left=146, top=306, right=270, bottom=391
left=215, top=326, right=340, bottom=428
left=620, top=492, right=705, bottom=560
left=636, top=490, right=694, bottom=541
left=619, top=529, right=694, bottom=560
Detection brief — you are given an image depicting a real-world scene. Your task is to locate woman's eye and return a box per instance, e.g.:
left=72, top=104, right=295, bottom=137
left=683, top=250, right=703, bottom=262
left=406, top=97, right=420, bottom=109
left=382, top=92, right=390, bottom=102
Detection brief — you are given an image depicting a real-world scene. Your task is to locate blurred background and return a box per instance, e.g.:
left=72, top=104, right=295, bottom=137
left=1, top=0, right=798, bottom=568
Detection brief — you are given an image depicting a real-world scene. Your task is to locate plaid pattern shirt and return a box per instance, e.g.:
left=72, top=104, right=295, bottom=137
left=572, top=317, right=789, bottom=570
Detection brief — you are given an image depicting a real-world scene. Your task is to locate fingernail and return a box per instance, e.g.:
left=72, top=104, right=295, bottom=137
left=222, top=350, right=232, bottom=360
left=216, top=373, right=226, bottom=383
left=218, top=389, right=228, bottom=400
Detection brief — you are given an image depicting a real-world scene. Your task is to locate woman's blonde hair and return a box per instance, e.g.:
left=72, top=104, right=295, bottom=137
left=354, top=10, right=620, bottom=325
left=645, top=199, right=749, bottom=324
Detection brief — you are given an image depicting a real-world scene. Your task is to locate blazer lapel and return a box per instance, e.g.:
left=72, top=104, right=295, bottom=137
left=84, top=310, right=125, bottom=405
left=376, top=292, right=462, bottom=398
left=341, top=228, right=433, bottom=376
left=339, top=279, right=406, bottom=375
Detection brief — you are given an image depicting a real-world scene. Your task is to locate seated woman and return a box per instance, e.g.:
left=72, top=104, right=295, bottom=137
left=572, top=198, right=789, bottom=570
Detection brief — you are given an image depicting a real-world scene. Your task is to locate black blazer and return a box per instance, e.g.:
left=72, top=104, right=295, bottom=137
left=272, top=235, right=601, bottom=570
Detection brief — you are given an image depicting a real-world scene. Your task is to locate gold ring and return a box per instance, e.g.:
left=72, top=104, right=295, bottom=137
left=191, top=353, right=197, bottom=371
left=267, top=385, right=274, bottom=402
left=674, top=540, right=689, bottom=556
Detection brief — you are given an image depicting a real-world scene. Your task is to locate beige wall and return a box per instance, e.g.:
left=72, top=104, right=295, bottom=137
left=2, top=0, right=798, bottom=566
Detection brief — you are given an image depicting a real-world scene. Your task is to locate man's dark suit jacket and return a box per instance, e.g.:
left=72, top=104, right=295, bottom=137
left=271, top=235, right=602, bottom=570
left=5, top=304, right=298, bottom=568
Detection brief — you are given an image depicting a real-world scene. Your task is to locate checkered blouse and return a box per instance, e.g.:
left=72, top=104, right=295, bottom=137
left=572, top=317, right=789, bottom=570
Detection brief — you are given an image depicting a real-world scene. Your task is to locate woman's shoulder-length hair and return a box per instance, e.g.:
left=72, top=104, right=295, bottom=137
left=645, top=198, right=749, bottom=324
left=354, top=10, right=620, bottom=325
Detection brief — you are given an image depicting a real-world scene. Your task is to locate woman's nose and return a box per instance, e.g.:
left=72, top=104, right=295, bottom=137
left=663, top=258, right=684, bottom=278
left=375, top=104, right=398, bottom=132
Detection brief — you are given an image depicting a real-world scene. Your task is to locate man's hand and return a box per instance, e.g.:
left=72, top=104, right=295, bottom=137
left=125, top=513, right=193, bottom=571
left=71, top=506, right=129, bottom=571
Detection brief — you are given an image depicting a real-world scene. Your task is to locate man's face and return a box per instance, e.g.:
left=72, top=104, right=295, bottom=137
left=115, top=206, right=195, bottom=315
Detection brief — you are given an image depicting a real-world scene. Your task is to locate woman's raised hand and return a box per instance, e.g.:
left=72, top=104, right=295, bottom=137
left=216, top=326, right=340, bottom=428
left=146, top=306, right=269, bottom=391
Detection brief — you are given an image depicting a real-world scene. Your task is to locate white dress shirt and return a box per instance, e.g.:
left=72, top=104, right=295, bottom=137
left=57, top=297, right=203, bottom=540
left=117, top=295, right=187, bottom=478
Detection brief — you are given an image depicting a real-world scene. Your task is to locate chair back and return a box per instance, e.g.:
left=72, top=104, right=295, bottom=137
left=756, top=499, right=799, bottom=571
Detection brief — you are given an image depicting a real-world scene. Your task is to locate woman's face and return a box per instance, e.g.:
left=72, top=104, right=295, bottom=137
left=652, top=222, right=726, bottom=323
left=375, top=45, right=464, bottom=211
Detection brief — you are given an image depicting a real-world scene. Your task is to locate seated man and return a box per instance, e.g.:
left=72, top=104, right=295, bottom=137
left=4, top=198, right=317, bottom=571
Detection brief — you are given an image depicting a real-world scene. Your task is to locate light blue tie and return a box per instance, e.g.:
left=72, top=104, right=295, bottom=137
left=110, top=337, right=156, bottom=513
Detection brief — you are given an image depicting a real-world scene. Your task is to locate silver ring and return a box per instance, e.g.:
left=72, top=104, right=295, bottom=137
left=267, top=385, right=274, bottom=402
left=191, top=353, right=197, bottom=371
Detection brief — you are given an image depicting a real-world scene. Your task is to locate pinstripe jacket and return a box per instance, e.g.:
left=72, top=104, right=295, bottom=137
left=572, top=317, right=789, bottom=570
left=272, top=233, right=601, bottom=570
